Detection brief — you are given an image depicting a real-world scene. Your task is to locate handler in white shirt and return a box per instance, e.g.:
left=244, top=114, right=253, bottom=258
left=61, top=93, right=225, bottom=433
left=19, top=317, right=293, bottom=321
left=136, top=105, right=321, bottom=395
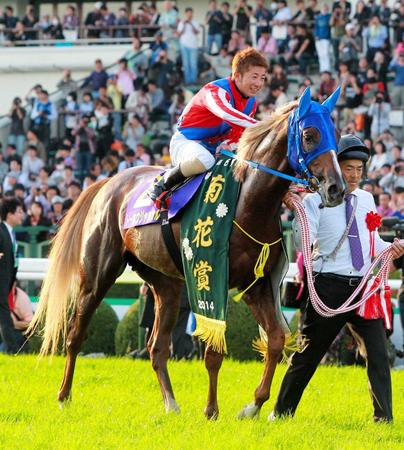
left=271, top=135, right=404, bottom=423
left=295, top=188, right=390, bottom=277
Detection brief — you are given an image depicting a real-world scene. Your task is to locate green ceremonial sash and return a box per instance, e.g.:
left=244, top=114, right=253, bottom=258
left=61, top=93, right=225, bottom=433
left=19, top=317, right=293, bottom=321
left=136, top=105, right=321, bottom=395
left=180, top=157, right=240, bottom=353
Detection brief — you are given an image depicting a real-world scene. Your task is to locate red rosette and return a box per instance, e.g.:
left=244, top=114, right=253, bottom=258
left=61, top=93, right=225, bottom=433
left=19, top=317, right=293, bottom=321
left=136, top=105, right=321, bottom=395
left=366, top=212, right=382, bottom=257
left=366, top=212, right=382, bottom=232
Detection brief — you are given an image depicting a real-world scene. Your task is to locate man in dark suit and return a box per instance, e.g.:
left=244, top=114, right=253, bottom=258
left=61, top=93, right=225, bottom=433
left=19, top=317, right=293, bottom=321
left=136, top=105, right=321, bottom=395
left=0, top=198, right=24, bottom=354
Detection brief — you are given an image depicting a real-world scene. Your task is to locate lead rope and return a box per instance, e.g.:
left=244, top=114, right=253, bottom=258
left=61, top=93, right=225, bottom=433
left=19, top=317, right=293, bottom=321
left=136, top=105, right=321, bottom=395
left=291, top=196, right=394, bottom=317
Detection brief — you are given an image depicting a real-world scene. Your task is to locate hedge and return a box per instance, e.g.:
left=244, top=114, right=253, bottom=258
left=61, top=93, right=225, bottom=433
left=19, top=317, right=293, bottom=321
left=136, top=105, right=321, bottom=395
left=115, top=301, right=140, bottom=356
left=28, top=301, right=119, bottom=355
left=81, top=302, right=119, bottom=355
left=226, top=293, right=261, bottom=361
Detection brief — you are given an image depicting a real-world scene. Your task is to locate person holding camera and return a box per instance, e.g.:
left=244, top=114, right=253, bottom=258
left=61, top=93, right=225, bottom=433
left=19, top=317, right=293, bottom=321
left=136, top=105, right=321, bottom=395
left=177, top=7, right=200, bottom=86
left=380, top=164, right=404, bottom=194
left=339, top=23, right=361, bottom=71
left=330, top=5, right=346, bottom=70
left=363, top=16, right=388, bottom=63
left=206, top=0, right=223, bottom=55
left=7, top=97, right=26, bottom=157
left=29, top=89, right=57, bottom=151
left=271, top=135, right=404, bottom=423
left=72, top=114, right=96, bottom=182
left=382, top=213, right=404, bottom=358
left=368, top=91, right=391, bottom=140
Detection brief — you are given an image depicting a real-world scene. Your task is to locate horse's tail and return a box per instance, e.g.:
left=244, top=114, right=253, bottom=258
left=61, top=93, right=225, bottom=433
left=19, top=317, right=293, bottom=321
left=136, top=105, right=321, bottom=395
left=27, top=178, right=110, bottom=355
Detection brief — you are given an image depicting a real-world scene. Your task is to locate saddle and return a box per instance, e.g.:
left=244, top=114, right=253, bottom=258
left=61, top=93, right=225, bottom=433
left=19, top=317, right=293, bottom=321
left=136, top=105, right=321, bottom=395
left=123, top=171, right=205, bottom=229
left=123, top=171, right=206, bottom=273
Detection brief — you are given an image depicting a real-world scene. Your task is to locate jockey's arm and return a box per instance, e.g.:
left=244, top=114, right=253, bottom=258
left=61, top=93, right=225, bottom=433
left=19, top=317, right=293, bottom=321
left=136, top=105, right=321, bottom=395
left=204, top=85, right=258, bottom=129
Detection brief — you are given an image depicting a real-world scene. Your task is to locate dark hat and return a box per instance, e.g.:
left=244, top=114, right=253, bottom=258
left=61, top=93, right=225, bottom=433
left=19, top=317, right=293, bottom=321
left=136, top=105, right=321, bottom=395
left=337, top=134, right=370, bottom=162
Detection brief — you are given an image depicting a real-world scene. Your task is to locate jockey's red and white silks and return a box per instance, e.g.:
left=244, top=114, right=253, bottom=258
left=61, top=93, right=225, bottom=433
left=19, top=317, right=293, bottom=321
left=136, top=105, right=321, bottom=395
left=177, top=77, right=257, bottom=150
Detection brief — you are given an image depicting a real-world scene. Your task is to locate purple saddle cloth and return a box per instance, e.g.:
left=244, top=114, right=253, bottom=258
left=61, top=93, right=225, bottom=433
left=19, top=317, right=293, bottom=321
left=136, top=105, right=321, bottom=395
left=123, top=172, right=205, bottom=229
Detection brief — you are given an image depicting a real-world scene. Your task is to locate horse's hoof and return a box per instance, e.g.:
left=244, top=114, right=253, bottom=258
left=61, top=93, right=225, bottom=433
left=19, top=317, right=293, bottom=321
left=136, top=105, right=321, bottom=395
left=268, top=411, right=277, bottom=422
left=237, top=403, right=260, bottom=420
left=58, top=391, right=72, bottom=406
left=58, top=397, right=72, bottom=410
left=204, top=407, right=219, bottom=420
left=165, top=398, right=180, bottom=414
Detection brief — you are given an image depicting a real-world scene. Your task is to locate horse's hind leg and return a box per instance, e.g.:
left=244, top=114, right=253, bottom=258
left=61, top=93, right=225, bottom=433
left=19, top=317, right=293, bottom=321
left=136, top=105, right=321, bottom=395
left=238, top=283, right=285, bottom=419
left=58, top=251, right=126, bottom=403
left=141, top=271, right=182, bottom=413
left=204, top=346, right=224, bottom=419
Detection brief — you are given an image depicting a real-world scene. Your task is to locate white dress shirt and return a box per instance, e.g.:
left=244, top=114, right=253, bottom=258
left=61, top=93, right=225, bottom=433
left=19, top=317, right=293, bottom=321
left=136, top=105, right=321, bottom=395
left=293, top=189, right=390, bottom=276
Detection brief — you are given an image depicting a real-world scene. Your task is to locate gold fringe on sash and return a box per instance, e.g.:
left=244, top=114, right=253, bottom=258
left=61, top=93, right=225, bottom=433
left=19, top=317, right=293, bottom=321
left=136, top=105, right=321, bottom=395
left=252, top=326, right=309, bottom=362
left=193, top=314, right=227, bottom=354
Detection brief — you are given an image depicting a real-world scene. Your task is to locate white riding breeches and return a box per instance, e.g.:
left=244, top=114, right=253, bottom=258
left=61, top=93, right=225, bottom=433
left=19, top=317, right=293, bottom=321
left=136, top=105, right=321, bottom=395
left=170, top=131, right=216, bottom=171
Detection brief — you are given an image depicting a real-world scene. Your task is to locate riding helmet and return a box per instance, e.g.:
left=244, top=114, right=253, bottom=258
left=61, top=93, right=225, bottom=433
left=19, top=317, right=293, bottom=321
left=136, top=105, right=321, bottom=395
left=337, top=134, right=370, bottom=162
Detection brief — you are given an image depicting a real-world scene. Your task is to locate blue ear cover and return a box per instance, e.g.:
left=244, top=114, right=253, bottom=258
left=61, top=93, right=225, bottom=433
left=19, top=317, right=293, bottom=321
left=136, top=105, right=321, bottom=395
left=297, top=87, right=312, bottom=119
left=322, top=85, right=341, bottom=113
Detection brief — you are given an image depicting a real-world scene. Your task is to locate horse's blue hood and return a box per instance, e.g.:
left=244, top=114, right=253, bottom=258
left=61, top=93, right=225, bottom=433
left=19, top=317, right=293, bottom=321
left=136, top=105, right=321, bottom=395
left=287, top=86, right=341, bottom=177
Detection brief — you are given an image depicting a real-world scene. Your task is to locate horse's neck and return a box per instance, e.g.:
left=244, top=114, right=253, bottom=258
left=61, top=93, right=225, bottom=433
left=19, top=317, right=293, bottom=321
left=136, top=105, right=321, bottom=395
left=236, top=147, right=291, bottom=235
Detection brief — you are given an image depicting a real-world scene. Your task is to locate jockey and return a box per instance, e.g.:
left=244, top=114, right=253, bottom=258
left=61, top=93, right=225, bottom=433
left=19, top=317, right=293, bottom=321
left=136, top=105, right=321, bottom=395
left=149, top=47, right=269, bottom=201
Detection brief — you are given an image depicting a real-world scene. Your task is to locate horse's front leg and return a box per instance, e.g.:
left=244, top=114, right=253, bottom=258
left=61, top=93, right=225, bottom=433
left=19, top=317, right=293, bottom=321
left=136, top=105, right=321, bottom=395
left=238, top=283, right=285, bottom=419
left=204, top=345, right=224, bottom=419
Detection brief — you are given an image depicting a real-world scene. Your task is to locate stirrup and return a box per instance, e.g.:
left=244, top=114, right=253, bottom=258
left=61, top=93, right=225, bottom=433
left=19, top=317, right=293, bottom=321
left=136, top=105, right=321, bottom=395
left=148, top=178, right=166, bottom=201
left=154, top=190, right=171, bottom=210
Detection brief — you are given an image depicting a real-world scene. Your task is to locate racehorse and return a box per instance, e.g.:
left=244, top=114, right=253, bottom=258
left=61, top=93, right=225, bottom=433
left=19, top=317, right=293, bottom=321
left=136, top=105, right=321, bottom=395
left=28, top=87, right=345, bottom=419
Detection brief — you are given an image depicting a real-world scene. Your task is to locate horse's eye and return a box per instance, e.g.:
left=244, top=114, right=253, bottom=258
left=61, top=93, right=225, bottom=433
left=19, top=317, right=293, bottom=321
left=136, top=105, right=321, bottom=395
left=302, top=128, right=321, bottom=153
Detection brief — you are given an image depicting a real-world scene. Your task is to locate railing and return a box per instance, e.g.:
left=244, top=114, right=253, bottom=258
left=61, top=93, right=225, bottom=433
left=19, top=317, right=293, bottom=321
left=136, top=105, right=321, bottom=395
left=13, top=224, right=296, bottom=260
left=0, top=19, right=400, bottom=48
left=0, top=23, right=206, bottom=46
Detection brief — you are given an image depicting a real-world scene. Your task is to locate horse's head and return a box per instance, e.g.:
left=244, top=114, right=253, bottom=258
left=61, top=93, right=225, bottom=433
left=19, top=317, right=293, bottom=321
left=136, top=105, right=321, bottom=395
left=288, top=87, right=346, bottom=207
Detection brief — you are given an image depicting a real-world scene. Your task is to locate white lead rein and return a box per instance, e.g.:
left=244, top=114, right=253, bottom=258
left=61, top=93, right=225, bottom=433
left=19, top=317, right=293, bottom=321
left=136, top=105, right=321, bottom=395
left=291, top=197, right=394, bottom=318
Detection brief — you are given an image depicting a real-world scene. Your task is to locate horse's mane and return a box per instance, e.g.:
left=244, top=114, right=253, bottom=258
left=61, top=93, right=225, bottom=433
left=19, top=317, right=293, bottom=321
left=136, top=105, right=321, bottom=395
left=234, top=100, right=298, bottom=182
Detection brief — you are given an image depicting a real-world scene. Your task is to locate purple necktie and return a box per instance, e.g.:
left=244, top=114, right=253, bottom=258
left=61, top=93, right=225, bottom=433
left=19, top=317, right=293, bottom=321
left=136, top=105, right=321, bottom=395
left=345, top=194, right=364, bottom=271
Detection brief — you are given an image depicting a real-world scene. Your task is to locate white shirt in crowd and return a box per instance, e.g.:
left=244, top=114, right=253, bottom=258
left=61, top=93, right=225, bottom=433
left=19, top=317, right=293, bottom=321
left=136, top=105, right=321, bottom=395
left=293, top=189, right=390, bottom=277
left=272, top=6, right=291, bottom=40
left=22, top=155, right=44, bottom=175
left=368, top=153, right=388, bottom=173
left=177, top=20, right=200, bottom=49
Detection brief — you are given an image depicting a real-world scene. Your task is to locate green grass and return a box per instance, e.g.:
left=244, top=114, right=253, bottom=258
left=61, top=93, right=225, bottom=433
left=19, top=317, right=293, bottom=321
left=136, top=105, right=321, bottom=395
left=0, top=355, right=403, bottom=449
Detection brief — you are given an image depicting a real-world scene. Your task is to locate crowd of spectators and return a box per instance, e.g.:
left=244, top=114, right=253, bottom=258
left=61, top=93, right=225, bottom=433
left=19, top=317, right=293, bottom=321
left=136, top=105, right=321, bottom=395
left=0, top=2, right=162, bottom=43
left=0, top=0, right=402, bottom=246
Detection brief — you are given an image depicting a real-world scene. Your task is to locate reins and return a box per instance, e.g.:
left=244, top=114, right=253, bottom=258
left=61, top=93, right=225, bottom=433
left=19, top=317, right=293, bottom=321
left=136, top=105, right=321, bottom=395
left=220, top=149, right=312, bottom=188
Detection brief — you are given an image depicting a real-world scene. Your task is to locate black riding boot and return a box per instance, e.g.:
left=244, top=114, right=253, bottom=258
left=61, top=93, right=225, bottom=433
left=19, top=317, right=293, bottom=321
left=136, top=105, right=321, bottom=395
left=149, top=166, right=187, bottom=201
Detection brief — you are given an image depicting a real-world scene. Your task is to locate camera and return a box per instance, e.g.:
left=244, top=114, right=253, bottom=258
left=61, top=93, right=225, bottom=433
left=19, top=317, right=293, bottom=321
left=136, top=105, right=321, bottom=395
left=376, top=96, right=383, bottom=104
left=381, top=217, right=404, bottom=240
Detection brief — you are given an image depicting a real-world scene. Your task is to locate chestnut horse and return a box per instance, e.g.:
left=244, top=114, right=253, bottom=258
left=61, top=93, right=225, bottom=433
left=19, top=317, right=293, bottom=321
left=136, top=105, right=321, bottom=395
left=28, top=92, right=345, bottom=419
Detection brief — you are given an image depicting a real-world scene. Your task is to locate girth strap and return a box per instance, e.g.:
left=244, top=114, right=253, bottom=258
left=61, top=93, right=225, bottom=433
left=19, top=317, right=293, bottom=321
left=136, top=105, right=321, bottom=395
left=160, top=208, right=184, bottom=275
